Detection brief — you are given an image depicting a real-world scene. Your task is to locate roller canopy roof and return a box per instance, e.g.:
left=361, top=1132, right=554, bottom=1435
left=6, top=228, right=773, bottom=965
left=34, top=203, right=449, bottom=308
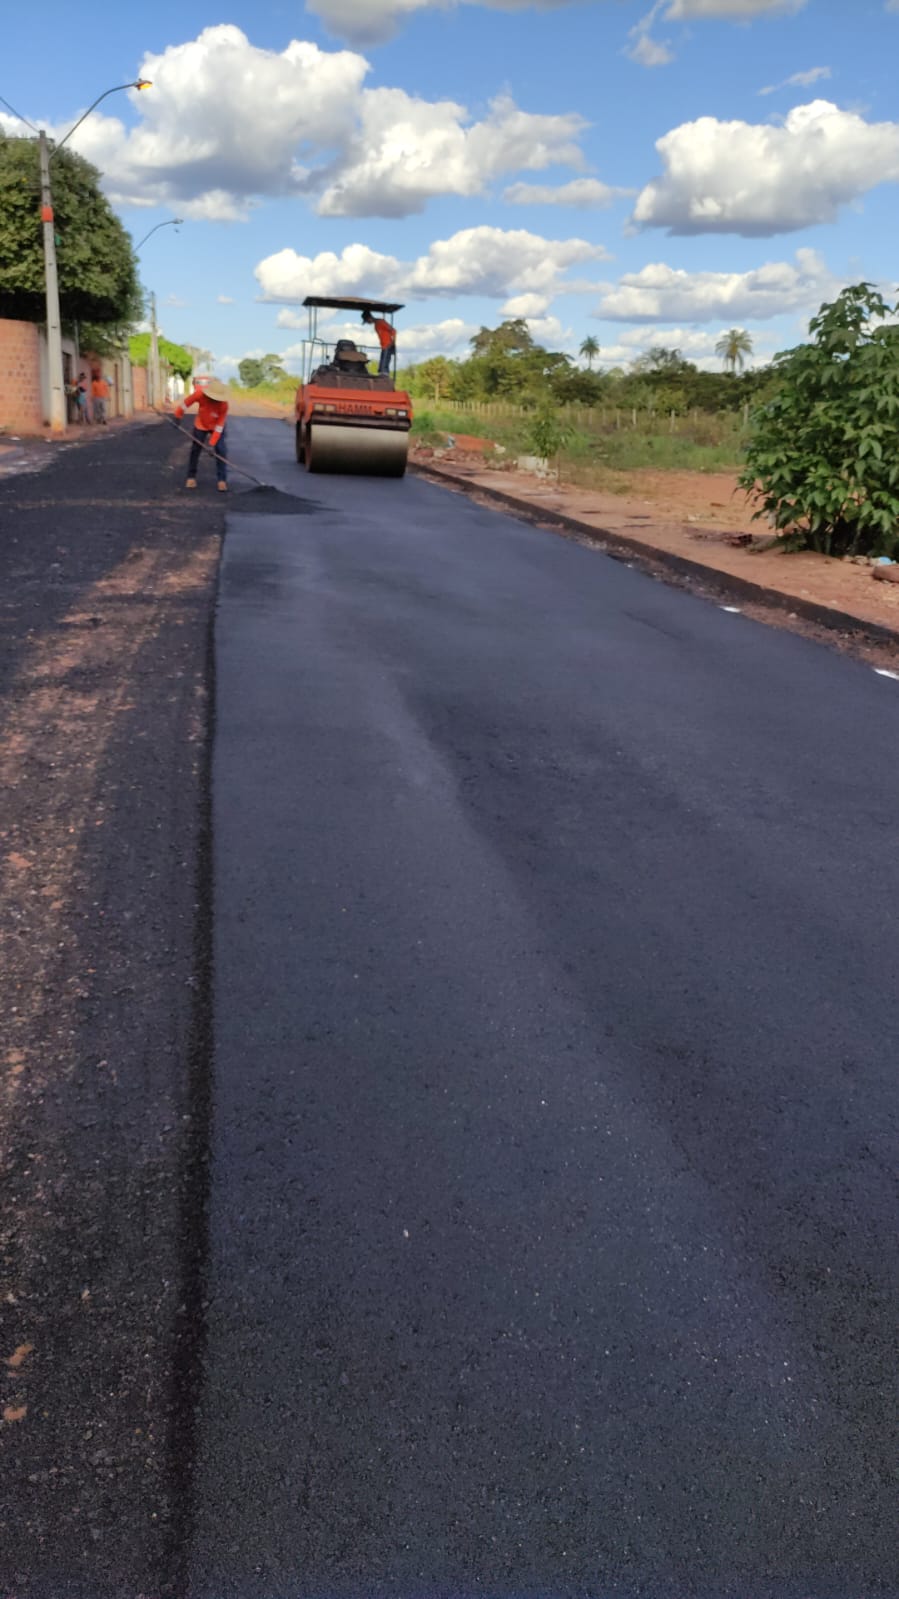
left=302, top=296, right=404, bottom=314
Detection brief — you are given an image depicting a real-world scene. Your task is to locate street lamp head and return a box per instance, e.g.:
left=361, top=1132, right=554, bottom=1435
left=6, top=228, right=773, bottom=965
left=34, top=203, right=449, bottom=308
left=134, top=79, right=153, bottom=90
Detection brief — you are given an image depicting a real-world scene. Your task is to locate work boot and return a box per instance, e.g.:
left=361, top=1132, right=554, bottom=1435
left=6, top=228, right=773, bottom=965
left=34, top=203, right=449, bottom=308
left=185, top=478, right=197, bottom=489
left=217, top=481, right=228, bottom=492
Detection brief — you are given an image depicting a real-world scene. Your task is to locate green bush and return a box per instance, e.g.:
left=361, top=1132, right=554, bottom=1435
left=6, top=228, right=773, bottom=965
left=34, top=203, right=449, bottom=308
left=740, top=284, right=899, bottom=556
left=526, top=407, right=573, bottom=461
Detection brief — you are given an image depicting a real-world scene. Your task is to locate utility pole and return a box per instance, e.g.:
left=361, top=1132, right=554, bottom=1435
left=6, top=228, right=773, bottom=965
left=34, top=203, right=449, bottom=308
left=149, top=291, right=160, bottom=407
left=39, top=130, right=66, bottom=435
left=35, top=80, right=153, bottom=435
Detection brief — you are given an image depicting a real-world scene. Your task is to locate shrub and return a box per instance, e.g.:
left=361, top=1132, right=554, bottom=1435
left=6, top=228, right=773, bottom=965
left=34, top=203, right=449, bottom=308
left=740, top=284, right=899, bottom=556
left=527, top=406, right=573, bottom=462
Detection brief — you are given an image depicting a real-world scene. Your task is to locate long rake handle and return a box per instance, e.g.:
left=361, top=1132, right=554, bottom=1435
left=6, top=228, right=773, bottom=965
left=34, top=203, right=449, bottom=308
left=153, top=407, right=269, bottom=487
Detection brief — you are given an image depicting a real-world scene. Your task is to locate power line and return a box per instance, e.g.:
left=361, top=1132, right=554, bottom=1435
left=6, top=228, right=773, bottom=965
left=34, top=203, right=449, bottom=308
left=0, top=93, right=39, bottom=133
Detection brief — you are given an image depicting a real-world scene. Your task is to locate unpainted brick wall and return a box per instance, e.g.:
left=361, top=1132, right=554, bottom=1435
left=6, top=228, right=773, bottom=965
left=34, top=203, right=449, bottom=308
left=0, top=319, right=44, bottom=433
left=132, top=366, right=149, bottom=411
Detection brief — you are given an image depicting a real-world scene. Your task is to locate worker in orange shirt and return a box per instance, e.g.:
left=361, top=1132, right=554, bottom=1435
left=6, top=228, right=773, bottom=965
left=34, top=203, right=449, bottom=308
left=91, top=371, right=111, bottom=424
left=361, top=309, right=396, bottom=375
left=174, top=375, right=229, bottom=491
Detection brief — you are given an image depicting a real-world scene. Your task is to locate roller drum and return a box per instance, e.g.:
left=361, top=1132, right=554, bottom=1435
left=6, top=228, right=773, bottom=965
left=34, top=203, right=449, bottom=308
left=306, top=423, right=408, bottom=477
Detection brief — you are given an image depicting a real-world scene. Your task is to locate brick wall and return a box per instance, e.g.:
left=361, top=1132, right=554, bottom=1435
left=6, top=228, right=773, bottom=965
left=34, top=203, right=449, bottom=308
left=0, top=319, right=44, bottom=434
left=132, top=366, right=149, bottom=411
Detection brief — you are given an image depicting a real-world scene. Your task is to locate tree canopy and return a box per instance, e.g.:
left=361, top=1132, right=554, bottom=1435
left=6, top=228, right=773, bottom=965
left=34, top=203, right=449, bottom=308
left=239, top=353, right=288, bottom=387
left=716, top=328, right=753, bottom=375
left=0, top=134, right=141, bottom=329
left=128, top=331, right=193, bottom=380
left=399, top=323, right=767, bottom=415
left=579, top=335, right=600, bottom=369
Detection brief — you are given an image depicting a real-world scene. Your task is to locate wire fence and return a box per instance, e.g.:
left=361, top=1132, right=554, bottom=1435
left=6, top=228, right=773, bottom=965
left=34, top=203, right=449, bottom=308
left=416, top=398, right=751, bottom=432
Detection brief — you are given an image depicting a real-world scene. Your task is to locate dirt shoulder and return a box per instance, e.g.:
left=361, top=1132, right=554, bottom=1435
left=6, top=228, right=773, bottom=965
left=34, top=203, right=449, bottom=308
left=412, top=453, right=899, bottom=654
left=0, top=423, right=223, bottom=1596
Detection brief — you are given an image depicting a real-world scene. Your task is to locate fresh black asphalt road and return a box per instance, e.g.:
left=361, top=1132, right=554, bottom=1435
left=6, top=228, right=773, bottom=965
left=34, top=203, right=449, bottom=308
left=189, top=417, right=899, bottom=1599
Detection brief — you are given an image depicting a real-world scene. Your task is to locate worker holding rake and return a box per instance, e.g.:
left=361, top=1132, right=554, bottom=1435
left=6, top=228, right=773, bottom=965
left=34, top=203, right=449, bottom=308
left=174, top=375, right=230, bottom=491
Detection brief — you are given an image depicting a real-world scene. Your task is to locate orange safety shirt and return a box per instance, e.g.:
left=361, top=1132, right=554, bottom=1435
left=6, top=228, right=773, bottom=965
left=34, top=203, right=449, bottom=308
left=372, top=317, right=395, bottom=350
left=92, top=377, right=110, bottom=398
left=176, top=388, right=229, bottom=441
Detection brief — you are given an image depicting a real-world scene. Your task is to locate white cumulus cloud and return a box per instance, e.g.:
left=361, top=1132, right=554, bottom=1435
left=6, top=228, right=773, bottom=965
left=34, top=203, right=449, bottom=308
left=501, top=292, right=552, bottom=316
left=317, top=91, right=587, bottom=217
left=255, top=226, right=608, bottom=304
left=258, top=243, right=402, bottom=301
left=632, top=99, right=899, bottom=234
left=596, top=248, right=839, bottom=322
left=44, top=25, right=589, bottom=222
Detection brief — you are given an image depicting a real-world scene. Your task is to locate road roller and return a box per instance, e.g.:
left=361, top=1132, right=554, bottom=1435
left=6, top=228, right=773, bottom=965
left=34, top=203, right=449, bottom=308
left=293, top=296, right=413, bottom=476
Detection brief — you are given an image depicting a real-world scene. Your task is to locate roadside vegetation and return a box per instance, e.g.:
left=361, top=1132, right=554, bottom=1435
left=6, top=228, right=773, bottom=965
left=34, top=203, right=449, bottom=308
left=128, top=331, right=193, bottom=379
left=400, top=319, right=762, bottom=478
left=740, top=284, right=899, bottom=557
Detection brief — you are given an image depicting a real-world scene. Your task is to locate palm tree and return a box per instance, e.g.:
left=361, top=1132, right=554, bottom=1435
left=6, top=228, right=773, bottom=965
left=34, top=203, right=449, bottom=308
left=716, top=328, right=753, bottom=375
left=579, top=335, right=600, bottom=369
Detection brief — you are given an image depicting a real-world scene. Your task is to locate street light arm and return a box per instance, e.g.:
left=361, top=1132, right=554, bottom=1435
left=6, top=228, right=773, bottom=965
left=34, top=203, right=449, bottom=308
left=50, top=79, right=152, bottom=161
left=135, top=218, right=184, bottom=254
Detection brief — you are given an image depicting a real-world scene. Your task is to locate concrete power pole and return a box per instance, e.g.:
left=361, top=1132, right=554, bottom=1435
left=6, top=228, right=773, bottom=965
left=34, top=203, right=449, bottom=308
left=149, top=291, right=161, bottom=408
left=39, top=130, right=66, bottom=435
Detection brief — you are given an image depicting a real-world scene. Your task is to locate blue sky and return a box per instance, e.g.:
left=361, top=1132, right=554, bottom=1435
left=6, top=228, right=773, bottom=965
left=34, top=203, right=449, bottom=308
left=2, top=0, right=898, bottom=375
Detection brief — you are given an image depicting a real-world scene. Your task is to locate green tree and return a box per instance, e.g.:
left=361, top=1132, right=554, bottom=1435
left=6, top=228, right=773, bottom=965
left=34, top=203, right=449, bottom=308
left=739, top=283, right=899, bottom=557
left=0, top=134, right=140, bottom=328
left=128, top=331, right=193, bottom=379
left=260, top=352, right=287, bottom=382
left=631, top=346, right=695, bottom=376
left=416, top=356, right=454, bottom=403
left=716, top=327, right=753, bottom=375
left=579, top=335, right=600, bottom=369
left=527, top=403, right=575, bottom=479
left=470, top=319, right=534, bottom=359
left=238, top=357, right=265, bottom=388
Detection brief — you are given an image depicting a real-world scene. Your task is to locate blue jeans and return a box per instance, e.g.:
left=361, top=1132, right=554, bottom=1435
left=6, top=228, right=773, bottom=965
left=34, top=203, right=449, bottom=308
left=378, top=344, right=395, bottom=375
left=188, top=425, right=227, bottom=482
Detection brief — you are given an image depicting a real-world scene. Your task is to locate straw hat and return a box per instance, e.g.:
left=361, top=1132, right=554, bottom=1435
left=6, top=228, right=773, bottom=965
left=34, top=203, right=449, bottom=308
left=198, top=376, right=230, bottom=401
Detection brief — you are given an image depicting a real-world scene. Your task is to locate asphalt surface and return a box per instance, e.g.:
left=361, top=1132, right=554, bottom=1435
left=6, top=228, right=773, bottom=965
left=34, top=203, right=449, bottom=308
left=0, top=421, right=221, bottom=1597
left=189, top=418, right=899, bottom=1598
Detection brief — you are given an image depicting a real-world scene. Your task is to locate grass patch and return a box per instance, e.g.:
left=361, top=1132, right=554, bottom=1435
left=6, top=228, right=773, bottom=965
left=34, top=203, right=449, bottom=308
left=411, top=404, right=747, bottom=475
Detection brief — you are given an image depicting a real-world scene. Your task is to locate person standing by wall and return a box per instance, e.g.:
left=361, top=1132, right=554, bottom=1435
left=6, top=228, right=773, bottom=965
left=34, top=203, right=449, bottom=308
left=91, top=371, right=111, bottom=425
left=173, top=375, right=230, bottom=491
left=361, top=310, right=396, bottom=376
left=75, top=372, right=91, bottom=424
